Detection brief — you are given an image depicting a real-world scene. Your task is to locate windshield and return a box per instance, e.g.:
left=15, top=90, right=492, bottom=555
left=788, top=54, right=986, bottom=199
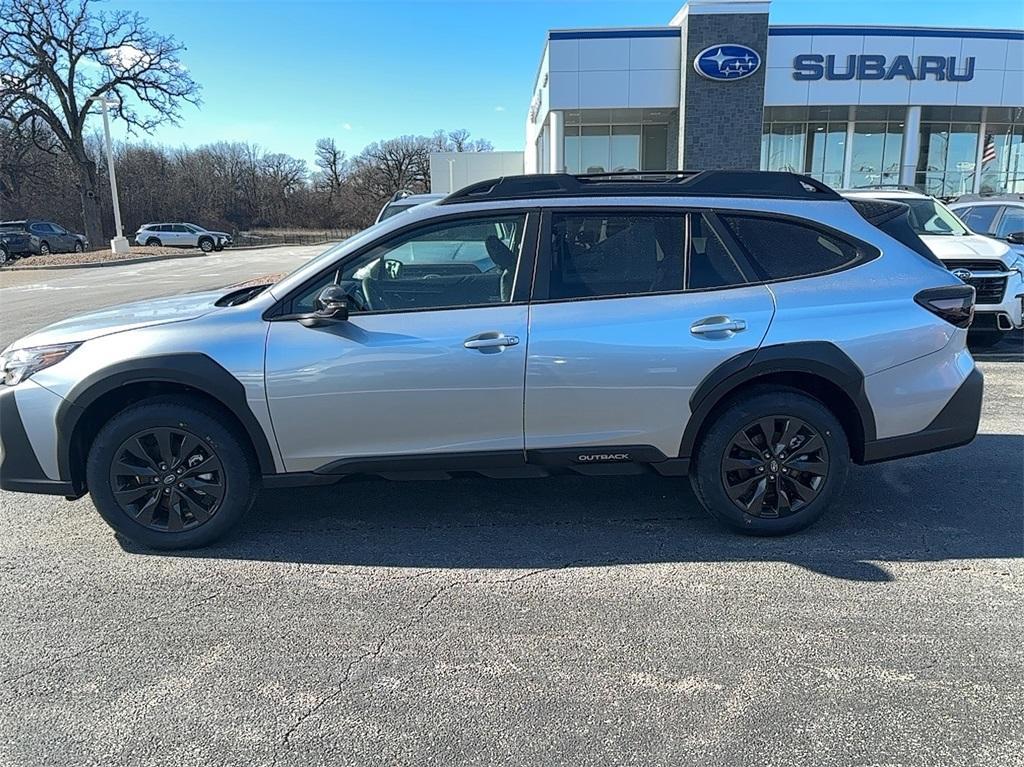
left=378, top=202, right=417, bottom=221
left=888, top=198, right=968, bottom=236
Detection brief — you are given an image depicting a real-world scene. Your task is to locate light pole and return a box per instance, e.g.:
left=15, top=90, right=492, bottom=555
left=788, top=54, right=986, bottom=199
left=88, top=92, right=130, bottom=255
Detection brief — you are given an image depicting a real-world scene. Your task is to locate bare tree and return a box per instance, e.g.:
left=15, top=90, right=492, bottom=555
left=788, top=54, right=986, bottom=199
left=313, top=137, right=346, bottom=202
left=0, top=0, right=199, bottom=244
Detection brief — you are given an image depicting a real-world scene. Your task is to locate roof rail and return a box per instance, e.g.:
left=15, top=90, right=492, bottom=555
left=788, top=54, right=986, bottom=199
left=851, top=183, right=923, bottom=192
left=440, top=170, right=842, bottom=204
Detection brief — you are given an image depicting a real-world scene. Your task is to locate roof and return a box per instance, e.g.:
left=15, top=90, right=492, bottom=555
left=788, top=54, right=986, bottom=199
left=947, top=194, right=1024, bottom=206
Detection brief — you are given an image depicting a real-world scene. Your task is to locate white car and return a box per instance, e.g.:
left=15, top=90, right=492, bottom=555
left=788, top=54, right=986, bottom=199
left=375, top=192, right=445, bottom=224
left=843, top=188, right=1024, bottom=344
left=948, top=195, right=1024, bottom=257
left=135, top=223, right=233, bottom=252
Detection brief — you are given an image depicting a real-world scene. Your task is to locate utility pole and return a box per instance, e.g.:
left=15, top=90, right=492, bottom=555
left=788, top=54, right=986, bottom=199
left=90, top=93, right=130, bottom=254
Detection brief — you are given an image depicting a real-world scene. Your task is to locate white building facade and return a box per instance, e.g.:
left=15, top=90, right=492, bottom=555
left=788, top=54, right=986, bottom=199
left=525, top=0, right=1024, bottom=195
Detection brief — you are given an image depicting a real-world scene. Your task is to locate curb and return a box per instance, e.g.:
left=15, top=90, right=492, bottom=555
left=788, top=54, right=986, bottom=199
left=0, top=241, right=340, bottom=272
left=3, top=250, right=212, bottom=272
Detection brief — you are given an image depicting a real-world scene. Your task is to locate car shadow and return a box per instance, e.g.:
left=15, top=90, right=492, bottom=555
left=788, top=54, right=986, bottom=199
left=121, top=434, right=1024, bottom=582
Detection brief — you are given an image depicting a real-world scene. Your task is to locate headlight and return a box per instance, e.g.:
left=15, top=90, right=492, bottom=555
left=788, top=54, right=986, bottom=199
left=0, top=343, right=80, bottom=386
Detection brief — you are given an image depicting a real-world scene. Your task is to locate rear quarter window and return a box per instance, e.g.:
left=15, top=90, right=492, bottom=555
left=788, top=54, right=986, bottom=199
left=719, top=214, right=864, bottom=281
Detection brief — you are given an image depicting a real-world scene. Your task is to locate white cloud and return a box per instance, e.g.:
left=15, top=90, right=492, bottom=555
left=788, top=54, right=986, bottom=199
left=342, top=122, right=353, bottom=130
left=106, top=44, right=151, bottom=71
left=494, top=106, right=506, bottom=112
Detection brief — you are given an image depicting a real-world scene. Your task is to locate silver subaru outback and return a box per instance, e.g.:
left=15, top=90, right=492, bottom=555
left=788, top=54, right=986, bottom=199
left=0, top=171, right=983, bottom=549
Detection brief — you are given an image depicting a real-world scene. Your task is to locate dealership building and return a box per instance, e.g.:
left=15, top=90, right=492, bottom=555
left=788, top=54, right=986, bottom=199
left=523, top=0, right=1024, bottom=195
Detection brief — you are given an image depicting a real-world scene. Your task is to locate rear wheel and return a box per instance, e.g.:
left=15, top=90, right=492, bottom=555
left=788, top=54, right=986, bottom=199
left=691, top=389, right=849, bottom=535
left=86, top=397, right=258, bottom=549
left=145, top=237, right=161, bottom=247
left=38, top=241, right=50, bottom=255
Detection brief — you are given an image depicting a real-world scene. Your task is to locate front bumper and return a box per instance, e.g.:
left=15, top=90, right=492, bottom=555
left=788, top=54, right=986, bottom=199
left=862, top=367, right=983, bottom=463
left=969, top=269, right=1024, bottom=329
left=0, top=385, right=77, bottom=497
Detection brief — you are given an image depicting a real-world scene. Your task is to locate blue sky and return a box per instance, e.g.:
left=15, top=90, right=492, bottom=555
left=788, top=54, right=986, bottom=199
left=105, top=0, right=1024, bottom=165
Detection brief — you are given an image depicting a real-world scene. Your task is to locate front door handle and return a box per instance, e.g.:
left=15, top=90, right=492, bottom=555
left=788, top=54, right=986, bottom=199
left=464, top=333, right=520, bottom=350
left=690, top=317, right=747, bottom=335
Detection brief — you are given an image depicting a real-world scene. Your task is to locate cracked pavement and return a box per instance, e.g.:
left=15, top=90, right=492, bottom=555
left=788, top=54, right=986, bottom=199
left=1, top=249, right=1022, bottom=766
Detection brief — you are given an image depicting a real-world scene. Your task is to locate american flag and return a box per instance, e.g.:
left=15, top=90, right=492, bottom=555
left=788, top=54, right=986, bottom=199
left=981, top=133, right=997, bottom=165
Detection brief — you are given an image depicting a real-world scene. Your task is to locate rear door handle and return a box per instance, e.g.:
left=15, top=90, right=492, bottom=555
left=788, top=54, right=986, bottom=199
left=464, top=333, right=520, bottom=350
left=690, top=318, right=747, bottom=335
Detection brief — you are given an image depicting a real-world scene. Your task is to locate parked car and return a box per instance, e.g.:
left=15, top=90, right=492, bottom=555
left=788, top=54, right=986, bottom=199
left=0, top=220, right=88, bottom=256
left=375, top=191, right=445, bottom=223
left=948, top=194, right=1024, bottom=256
left=135, top=223, right=233, bottom=252
left=0, top=171, right=982, bottom=549
left=842, top=188, right=1024, bottom=345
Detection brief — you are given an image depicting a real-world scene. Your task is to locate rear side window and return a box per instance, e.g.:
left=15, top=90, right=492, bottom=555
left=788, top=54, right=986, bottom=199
left=547, top=212, right=685, bottom=299
left=719, top=214, right=861, bottom=280
left=689, top=215, right=747, bottom=290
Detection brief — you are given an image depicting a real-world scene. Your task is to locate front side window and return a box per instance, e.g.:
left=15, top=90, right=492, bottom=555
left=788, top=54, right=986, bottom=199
left=958, top=205, right=998, bottom=234
left=292, top=214, right=527, bottom=314
left=547, top=212, right=685, bottom=300
left=995, top=206, right=1024, bottom=238
left=720, top=214, right=862, bottom=280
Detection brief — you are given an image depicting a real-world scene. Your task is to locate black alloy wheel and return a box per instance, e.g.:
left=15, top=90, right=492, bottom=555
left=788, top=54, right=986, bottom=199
left=721, top=415, right=829, bottom=518
left=108, top=426, right=226, bottom=532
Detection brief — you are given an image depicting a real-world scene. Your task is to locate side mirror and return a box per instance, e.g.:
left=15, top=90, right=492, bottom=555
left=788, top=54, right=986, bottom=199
left=299, top=285, right=349, bottom=327
left=1006, top=231, right=1024, bottom=245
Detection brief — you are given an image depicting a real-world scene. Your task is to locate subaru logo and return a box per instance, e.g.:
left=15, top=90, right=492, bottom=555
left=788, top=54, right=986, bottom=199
left=694, top=43, right=762, bottom=81
left=952, top=268, right=972, bottom=280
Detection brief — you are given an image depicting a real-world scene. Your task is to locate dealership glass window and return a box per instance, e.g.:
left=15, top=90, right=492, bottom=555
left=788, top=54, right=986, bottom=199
left=848, top=106, right=904, bottom=188
left=562, top=109, right=673, bottom=173
left=980, top=107, right=1024, bottom=194
left=761, top=106, right=847, bottom=187
left=915, top=107, right=982, bottom=197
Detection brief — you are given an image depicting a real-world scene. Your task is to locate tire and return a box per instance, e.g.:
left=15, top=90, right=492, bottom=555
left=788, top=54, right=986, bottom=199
left=86, top=396, right=258, bottom=549
left=145, top=238, right=161, bottom=247
left=0, top=246, right=8, bottom=265
left=968, top=330, right=1007, bottom=349
left=690, top=388, right=849, bottom=536
left=213, top=244, right=224, bottom=252
left=38, top=241, right=50, bottom=255
left=198, top=237, right=214, bottom=253
left=74, top=241, right=84, bottom=253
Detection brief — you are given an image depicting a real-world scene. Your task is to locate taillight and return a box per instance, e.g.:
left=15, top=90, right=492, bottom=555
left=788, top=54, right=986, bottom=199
left=915, top=285, right=975, bottom=328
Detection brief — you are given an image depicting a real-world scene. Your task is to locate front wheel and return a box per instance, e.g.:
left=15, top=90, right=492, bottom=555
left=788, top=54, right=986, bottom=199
left=86, top=397, right=258, bottom=549
left=690, top=389, right=849, bottom=536
left=0, top=247, right=8, bottom=265
left=74, top=241, right=84, bottom=253
left=198, top=237, right=214, bottom=253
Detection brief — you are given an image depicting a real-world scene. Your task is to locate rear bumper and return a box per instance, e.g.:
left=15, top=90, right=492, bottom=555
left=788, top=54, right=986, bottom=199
left=862, top=367, right=983, bottom=463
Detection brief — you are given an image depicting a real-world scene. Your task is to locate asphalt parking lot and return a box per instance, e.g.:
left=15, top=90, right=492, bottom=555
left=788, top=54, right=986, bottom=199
left=1, top=247, right=1022, bottom=766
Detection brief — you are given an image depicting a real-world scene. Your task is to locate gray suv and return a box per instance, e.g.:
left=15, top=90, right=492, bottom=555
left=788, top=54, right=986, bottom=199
left=0, top=171, right=983, bottom=549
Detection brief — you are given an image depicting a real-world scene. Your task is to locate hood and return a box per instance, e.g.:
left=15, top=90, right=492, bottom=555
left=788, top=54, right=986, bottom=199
left=919, top=233, right=1014, bottom=266
left=5, top=289, right=225, bottom=352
